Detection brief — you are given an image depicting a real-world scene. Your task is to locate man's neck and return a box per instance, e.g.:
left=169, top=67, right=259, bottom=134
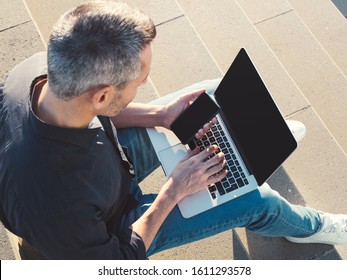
left=32, top=81, right=94, bottom=129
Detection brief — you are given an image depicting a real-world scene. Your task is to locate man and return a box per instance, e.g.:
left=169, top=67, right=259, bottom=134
left=0, top=0, right=346, bottom=259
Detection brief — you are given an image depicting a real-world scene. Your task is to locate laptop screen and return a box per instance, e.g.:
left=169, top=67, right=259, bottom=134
left=214, top=48, right=297, bottom=185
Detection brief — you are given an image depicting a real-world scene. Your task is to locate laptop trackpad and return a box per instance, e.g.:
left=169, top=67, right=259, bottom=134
left=158, top=144, right=187, bottom=177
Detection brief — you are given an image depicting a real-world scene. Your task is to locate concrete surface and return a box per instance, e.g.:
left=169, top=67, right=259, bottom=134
left=332, top=0, right=347, bottom=17
left=0, top=0, right=346, bottom=260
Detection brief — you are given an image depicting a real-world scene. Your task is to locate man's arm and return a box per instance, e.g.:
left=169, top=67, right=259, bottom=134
left=111, top=89, right=206, bottom=130
left=110, top=102, right=166, bottom=128
left=131, top=146, right=228, bottom=250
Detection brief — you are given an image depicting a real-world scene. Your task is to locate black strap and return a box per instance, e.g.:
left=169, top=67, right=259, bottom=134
left=97, top=116, right=119, bottom=148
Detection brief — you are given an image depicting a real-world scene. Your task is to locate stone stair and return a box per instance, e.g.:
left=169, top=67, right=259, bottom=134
left=1, top=0, right=346, bottom=260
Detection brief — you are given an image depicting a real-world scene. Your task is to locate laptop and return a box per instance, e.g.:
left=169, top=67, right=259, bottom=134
left=146, top=48, right=297, bottom=218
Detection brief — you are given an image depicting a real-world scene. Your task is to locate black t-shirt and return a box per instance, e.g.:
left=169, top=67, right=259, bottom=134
left=0, top=52, right=146, bottom=259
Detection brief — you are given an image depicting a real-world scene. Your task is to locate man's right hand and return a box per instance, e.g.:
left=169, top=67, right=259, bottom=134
left=168, top=145, right=228, bottom=203
left=131, top=147, right=227, bottom=252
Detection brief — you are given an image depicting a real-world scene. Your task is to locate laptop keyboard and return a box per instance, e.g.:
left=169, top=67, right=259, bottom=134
left=190, top=120, right=249, bottom=199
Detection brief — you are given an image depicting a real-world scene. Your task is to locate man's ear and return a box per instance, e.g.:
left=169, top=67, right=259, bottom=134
left=90, top=85, right=114, bottom=111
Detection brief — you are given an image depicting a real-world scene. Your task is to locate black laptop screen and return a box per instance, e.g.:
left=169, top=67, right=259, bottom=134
left=214, top=48, right=297, bottom=185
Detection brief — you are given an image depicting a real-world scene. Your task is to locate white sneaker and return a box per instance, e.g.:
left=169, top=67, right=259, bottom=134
left=286, top=120, right=306, bottom=142
left=285, top=212, right=347, bottom=245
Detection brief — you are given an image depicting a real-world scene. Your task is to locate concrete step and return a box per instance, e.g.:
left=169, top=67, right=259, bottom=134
left=235, top=0, right=347, bottom=259
left=287, top=0, right=347, bottom=77
left=332, top=0, right=347, bottom=18
left=236, top=0, right=347, bottom=156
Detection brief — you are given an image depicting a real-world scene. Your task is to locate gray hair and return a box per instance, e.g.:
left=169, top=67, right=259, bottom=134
left=47, top=0, right=156, bottom=100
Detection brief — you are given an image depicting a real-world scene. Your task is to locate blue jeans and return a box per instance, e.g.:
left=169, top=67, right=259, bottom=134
left=117, top=79, right=320, bottom=257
